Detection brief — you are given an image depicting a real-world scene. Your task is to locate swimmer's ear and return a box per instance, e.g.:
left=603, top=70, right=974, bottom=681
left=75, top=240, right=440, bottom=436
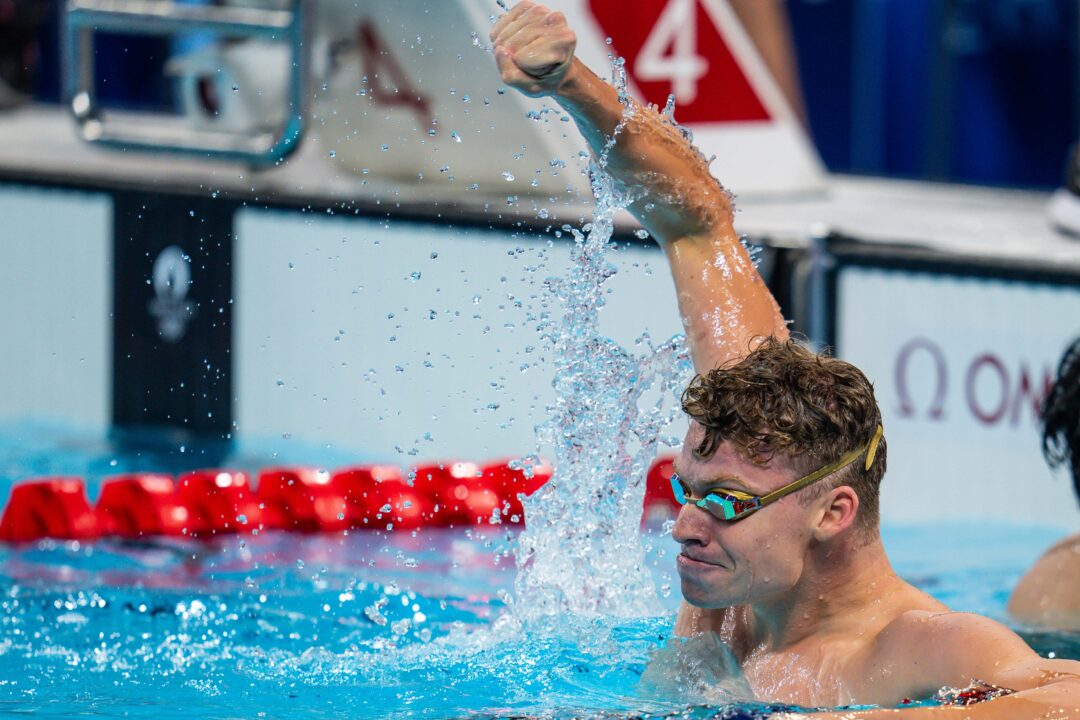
left=811, top=485, right=859, bottom=541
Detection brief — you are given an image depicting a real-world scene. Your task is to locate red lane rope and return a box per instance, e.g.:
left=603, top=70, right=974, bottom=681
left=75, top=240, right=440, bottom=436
left=0, top=456, right=679, bottom=542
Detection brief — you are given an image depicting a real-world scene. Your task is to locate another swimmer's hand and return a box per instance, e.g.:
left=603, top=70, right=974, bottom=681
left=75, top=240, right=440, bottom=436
left=490, top=1, right=577, bottom=98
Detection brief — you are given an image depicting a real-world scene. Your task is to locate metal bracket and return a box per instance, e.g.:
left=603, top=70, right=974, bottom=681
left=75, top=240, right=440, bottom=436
left=63, top=0, right=311, bottom=166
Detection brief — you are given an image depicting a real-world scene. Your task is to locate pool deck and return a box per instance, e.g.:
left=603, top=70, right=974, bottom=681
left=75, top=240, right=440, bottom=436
left=1, top=104, right=1078, bottom=268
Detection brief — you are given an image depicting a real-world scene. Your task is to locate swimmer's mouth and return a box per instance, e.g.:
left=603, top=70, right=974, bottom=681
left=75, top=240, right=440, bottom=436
left=678, top=552, right=727, bottom=569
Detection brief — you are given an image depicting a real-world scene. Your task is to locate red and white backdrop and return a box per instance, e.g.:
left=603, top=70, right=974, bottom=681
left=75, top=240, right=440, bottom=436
left=300, top=0, right=825, bottom=200
left=530, top=0, right=825, bottom=196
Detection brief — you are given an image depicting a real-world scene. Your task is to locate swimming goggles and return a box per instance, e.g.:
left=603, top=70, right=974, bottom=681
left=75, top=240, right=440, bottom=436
left=670, top=425, right=884, bottom=522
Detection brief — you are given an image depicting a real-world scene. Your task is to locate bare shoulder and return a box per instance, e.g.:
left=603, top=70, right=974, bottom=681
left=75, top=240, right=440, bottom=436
left=1008, top=533, right=1080, bottom=629
left=1044, top=531, right=1080, bottom=555
left=866, top=609, right=1041, bottom=695
left=879, top=609, right=1032, bottom=652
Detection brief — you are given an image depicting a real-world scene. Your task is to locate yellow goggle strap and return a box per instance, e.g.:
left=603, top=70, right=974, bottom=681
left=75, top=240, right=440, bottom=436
left=756, top=425, right=884, bottom=509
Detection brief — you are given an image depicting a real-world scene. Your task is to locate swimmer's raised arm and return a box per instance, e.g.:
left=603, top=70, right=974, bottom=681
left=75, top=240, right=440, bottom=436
left=491, top=1, right=787, bottom=373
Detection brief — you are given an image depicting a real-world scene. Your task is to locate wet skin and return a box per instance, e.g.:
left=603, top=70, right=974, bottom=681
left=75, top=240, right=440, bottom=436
left=672, top=434, right=815, bottom=612
left=491, top=2, right=1080, bottom=715
left=671, top=426, right=1080, bottom=712
left=670, top=426, right=938, bottom=706
left=1008, top=532, right=1080, bottom=631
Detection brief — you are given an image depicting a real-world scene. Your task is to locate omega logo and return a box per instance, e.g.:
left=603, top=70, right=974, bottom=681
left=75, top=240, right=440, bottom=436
left=147, top=245, right=197, bottom=343
left=893, top=337, right=1053, bottom=427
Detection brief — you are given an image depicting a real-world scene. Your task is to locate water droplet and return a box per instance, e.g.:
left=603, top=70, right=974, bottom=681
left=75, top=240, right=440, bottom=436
left=502, top=171, right=515, bottom=182
left=450, top=131, right=462, bottom=143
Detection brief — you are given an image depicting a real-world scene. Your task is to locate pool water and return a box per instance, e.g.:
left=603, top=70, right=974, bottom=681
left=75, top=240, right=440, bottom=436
left=0, top=423, right=1077, bottom=719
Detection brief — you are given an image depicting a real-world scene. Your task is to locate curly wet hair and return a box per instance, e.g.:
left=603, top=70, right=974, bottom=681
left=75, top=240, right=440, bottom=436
left=1042, top=337, right=1080, bottom=505
left=681, top=337, right=886, bottom=533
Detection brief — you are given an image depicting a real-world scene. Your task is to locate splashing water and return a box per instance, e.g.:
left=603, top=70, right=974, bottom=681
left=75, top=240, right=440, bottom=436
left=511, top=59, right=693, bottom=619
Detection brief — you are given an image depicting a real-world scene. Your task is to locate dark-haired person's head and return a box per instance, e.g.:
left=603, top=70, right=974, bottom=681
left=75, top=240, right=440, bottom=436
left=1043, top=337, right=1080, bottom=503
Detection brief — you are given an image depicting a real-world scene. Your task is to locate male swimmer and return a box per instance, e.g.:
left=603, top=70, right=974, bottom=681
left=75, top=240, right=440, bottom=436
left=1009, top=337, right=1080, bottom=630
left=491, top=2, right=1080, bottom=715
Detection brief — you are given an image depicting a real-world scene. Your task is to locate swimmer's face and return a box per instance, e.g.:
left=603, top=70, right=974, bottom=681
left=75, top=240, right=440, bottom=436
left=671, top=423, right=816, bottom=609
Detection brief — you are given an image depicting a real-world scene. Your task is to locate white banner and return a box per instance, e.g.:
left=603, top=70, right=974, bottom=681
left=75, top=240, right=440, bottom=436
left=838, top=266, right=1080, bottom=528
left=0, top=185, right=111, bottom=427
left=234, top=208, right=685, bottom=463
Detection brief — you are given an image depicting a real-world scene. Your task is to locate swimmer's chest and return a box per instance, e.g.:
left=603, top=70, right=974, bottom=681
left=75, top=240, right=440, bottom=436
left=737, top=638, right=864, bottom=707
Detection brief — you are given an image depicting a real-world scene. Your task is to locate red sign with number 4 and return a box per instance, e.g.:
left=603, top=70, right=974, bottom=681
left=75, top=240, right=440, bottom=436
left=588, top=0, right=770, bottom=123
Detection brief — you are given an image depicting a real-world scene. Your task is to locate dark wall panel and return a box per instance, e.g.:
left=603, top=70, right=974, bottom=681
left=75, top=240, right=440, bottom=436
left=113, top=191, right=234, bottom=437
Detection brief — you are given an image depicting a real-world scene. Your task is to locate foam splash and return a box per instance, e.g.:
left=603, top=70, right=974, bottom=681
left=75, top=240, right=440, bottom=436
left=511, top=93, right=692, bottom=618
left=504, top=55, right=695, bottom=620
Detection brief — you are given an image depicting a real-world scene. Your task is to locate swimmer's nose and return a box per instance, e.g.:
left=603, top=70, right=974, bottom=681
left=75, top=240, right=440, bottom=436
left=671, top=501, right=710, bottom=547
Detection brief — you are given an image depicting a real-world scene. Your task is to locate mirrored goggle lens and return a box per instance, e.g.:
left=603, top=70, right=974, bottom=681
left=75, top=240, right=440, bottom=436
left=706, top=492, right=760, bottom=520
left=669, top=474, right=688, bottom=504
left=672, top=477, right=736, bottom=520
left=700, top=493, right=731, bottom=520
left=670, top=474, right=760, bottom=521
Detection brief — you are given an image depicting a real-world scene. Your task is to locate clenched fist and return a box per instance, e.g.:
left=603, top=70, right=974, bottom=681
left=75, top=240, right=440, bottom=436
left=490, top=1, right=577, bottom=98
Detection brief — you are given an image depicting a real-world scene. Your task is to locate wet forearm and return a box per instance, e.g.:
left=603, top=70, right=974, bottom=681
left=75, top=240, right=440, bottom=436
left=554, top=60, right=787, bottom=371
left=553, top=59, right=732, bottom=246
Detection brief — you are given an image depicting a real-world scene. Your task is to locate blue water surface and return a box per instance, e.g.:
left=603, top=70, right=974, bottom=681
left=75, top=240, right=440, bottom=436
left=0, top=422, right=1076, bottom=719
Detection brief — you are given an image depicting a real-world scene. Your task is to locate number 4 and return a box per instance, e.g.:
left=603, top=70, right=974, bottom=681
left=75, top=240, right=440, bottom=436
left=357, top=19, right=432, bottom=128
left=634, top=0, right=709, bottom=104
